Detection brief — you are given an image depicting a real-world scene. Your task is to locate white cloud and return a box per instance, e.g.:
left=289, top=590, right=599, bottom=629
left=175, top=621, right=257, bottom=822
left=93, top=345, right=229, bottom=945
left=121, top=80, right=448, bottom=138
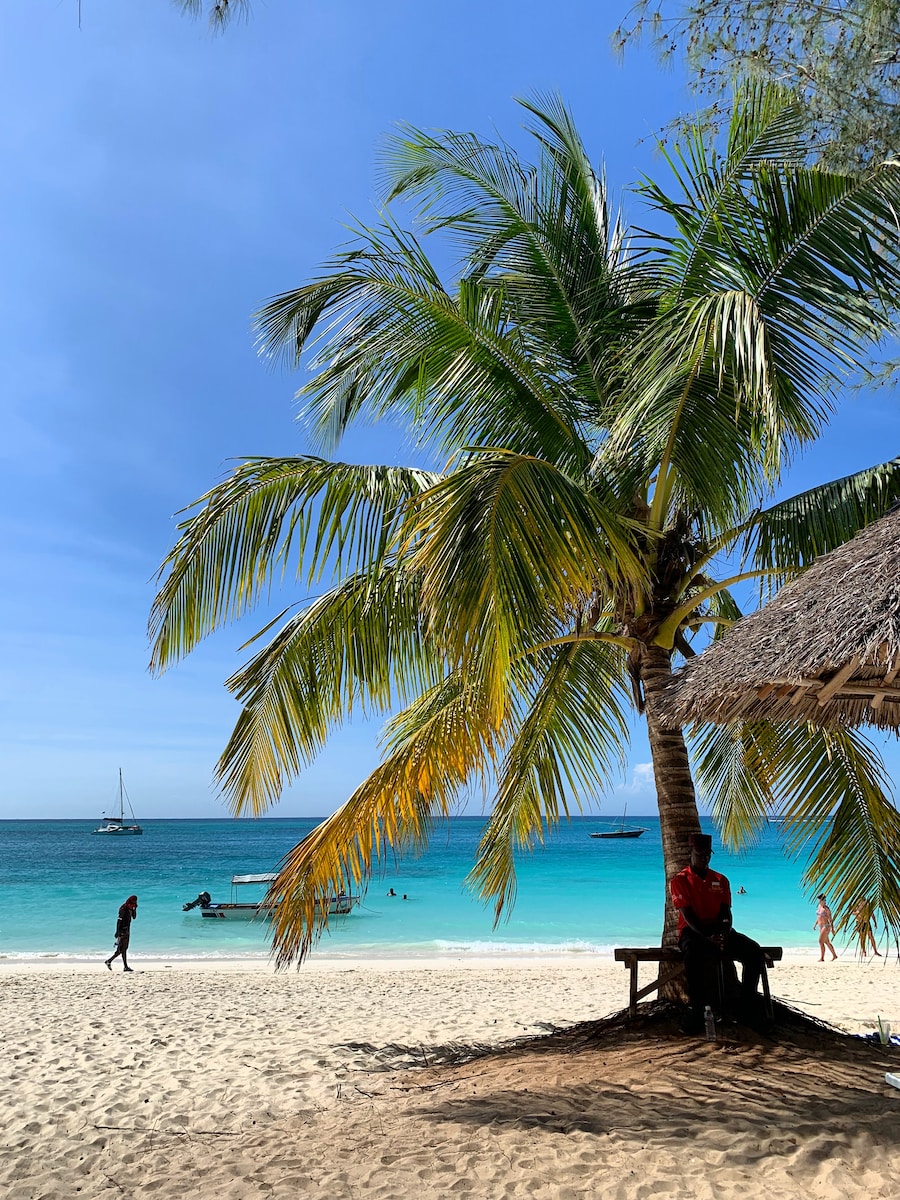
left=615, top=762, right=655, bottom=797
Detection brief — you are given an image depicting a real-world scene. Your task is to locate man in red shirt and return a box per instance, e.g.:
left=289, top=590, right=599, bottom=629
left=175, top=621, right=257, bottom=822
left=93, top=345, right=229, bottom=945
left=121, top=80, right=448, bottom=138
left=670, top=833, right=765, bottom=1032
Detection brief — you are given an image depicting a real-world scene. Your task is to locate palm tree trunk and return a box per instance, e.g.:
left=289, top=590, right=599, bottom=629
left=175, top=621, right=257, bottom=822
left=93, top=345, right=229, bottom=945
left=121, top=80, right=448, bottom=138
left=640, top=644, right=702, bottom=952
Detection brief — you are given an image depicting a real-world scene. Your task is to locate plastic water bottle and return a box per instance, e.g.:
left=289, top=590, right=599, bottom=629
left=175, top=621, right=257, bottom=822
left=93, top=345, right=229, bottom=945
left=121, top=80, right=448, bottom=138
left=704, top=1005, right=716, bottom=1042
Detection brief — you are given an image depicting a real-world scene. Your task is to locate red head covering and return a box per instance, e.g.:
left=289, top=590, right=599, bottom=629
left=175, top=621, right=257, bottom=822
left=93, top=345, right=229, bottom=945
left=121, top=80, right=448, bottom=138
left=125, top=895, right=138, bottom=906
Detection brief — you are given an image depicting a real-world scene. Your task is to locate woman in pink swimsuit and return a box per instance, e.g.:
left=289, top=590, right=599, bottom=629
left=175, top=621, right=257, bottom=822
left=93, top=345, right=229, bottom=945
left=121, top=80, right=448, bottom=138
left=814, top=893, right=838, bottom=962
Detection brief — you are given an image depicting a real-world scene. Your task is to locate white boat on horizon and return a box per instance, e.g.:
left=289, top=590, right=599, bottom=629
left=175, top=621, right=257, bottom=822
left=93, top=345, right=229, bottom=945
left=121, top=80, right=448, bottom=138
left=182, top=873, right=359, bottom=919
left=589, top=804, right=647, bottom=840
left=92, top=769, right=143, bottom=835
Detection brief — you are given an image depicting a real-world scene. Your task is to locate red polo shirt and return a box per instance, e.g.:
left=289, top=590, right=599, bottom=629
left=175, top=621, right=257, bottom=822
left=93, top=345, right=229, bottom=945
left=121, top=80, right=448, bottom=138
left=670, top=865, right=731, bottom=935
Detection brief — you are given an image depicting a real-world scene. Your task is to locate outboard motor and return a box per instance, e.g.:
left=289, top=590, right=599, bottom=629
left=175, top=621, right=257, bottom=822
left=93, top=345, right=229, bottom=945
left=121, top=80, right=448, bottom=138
left=182, top=891, right=212, bottom=911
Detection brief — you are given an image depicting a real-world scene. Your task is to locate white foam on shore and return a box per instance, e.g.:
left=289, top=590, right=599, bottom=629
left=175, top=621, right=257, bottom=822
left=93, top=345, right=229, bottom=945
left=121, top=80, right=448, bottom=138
left=0, top=943, right=844, bottom=973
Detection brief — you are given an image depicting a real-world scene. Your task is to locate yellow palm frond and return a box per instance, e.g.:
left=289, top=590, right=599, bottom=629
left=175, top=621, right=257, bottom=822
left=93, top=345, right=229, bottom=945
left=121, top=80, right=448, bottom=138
left=267, top=674, right=504, bottom=964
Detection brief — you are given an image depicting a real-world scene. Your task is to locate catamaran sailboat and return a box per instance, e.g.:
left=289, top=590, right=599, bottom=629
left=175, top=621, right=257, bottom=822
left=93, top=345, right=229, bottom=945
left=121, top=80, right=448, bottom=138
left=92, top=769, right=143, bottom=835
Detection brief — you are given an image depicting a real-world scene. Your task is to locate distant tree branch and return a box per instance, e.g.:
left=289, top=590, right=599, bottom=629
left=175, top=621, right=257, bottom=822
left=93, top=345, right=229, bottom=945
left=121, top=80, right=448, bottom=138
left=173, top=0, right=252, bottom=32
left=614, top=1, right=900, bottom=167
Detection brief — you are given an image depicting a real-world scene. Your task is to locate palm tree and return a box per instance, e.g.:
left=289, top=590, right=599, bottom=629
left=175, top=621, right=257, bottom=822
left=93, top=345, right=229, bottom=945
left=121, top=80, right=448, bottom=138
left=151, top=87, right=900, bottom=964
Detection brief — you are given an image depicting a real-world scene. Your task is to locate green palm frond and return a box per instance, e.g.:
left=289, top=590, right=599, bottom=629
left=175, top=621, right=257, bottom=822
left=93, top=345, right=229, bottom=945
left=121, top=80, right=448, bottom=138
left=690, top=720, right=780, bottom=847
left=617, top=85, right=900, bottom=517
left=640, top=83, right=806, bottom=297
left=218, top=568, right=437, bottom=815
left=404, top=450, right=641, bottom=711
left=770, top=725, right=900, bottom=934
left=644, top=94, right=900, bottom=353
left=255, top=218, right=445, bottom=370
left=257, top=220, right=595, bottom=468
left=704, top=585, right=743, bottom=645
left=149, top=458, right=437, bottom=671
left=739, top=455, right=900, bottom=584
left=468, top=638, right=631, bottom=921
left=382, top=96, right=655, bottom=420
left=606, top=295, right=778, bottom=525
left=694, top=718, right=900, bottom=938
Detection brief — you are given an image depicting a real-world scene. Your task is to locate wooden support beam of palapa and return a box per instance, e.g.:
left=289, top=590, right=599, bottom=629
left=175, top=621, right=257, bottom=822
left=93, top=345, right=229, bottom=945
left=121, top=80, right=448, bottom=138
left=828, top=681, right=900, bottom=701
left=817, top=657, right=861, bottom=706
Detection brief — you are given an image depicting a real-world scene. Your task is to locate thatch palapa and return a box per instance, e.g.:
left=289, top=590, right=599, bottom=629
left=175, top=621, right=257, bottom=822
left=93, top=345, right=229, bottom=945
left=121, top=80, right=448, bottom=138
left=657, top=507, right=900, bottom=730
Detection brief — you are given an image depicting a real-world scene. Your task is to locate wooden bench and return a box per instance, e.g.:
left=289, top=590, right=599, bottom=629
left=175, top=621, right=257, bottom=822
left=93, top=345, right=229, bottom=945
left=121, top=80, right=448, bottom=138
left=614, top=945, right=783, bottom=1018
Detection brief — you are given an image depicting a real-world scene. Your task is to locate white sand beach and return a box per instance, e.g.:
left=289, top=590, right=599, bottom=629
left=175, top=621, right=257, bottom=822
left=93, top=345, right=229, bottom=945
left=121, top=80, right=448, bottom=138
left=2, top=954, right=898, bottom=1199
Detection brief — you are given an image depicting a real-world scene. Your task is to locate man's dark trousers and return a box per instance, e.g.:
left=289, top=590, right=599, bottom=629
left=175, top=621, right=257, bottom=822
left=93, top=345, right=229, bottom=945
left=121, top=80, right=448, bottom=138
left=679, top=928, right=765, bottom=1015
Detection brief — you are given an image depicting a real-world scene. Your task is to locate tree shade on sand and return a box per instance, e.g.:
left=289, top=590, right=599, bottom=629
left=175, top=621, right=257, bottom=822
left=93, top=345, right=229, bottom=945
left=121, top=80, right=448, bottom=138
left=151, top=86, right=900, bottom=965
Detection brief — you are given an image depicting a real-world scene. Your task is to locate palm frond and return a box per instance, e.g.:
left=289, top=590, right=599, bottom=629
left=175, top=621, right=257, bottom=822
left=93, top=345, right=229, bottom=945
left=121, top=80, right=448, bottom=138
left=381, top=96, right=656, bottom=424
left=468, top=638, right=631, bottom=921
left=615, top=87, right=900, bottom=519
left=704, top=585, right=743, bottom=644
left=149, top=458, right=436, bottom=671
left=770, top=724, right=900, bottom=938
left=739, top=455, right=900, bottom=585
left=606, top=293, right=785, bottom=526
left=218, top=569, right=437, bottom=815
left=690, top=720, right=779, bottom=847
left=256, top=219, right=597, bottom=467
left=266, top=673, right=503, bottom=965
left=404, top=450, right=641, bottom=713
left=643, top=93, right=900, bottom=355
left=639, top=82, right=807, bottom=300
left=694, top=717, right=900, bottom=943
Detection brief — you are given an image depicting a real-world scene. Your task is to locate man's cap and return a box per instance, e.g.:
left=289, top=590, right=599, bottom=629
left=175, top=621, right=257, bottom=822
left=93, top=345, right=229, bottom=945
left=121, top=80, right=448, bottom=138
left=688, top=833, right=713, bottom=852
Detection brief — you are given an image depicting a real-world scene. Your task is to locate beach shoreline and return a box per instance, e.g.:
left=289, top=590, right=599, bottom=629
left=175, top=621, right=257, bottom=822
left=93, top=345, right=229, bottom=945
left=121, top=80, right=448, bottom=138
left=0, top=942, right=885, bottom=968
left=2, top=952, right=897, bottom=1034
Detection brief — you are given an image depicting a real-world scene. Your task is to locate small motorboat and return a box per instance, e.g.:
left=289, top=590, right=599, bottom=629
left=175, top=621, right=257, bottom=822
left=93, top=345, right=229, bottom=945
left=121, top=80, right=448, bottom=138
left=182, top=874, right=359, bottom=919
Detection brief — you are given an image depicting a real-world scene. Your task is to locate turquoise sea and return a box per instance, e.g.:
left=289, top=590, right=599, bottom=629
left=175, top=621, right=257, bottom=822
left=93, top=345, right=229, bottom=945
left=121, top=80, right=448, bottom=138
left=0, top=817, right=826, bottom=963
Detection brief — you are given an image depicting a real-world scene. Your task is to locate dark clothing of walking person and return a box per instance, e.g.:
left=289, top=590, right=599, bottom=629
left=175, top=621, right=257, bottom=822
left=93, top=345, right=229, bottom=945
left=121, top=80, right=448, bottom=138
left=105, top=895, right=137, bottom=972
left=669, top=834, right=766, bottom=1032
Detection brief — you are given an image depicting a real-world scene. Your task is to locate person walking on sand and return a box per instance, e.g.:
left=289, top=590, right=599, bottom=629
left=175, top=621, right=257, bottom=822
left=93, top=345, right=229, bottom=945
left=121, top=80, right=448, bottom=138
left=853, top=898, right=882, bottom=957
left=105, top=895, right=137, bottom=972
left=814, top=893, right=838, bottom=962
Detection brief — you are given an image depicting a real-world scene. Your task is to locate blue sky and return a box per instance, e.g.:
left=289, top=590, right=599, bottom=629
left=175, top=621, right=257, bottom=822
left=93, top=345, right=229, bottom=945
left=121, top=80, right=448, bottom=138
left=2, top=1, right=899, bottom=820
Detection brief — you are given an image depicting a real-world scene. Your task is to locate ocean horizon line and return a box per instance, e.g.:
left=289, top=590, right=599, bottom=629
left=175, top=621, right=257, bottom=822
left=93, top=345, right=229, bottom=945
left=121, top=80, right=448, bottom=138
left=0, top=812, right=689, bottom=824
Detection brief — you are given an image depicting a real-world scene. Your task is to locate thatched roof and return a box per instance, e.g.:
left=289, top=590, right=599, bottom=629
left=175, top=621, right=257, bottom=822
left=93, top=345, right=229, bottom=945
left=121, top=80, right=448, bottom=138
left=657, top=507, right=900, bottom=729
